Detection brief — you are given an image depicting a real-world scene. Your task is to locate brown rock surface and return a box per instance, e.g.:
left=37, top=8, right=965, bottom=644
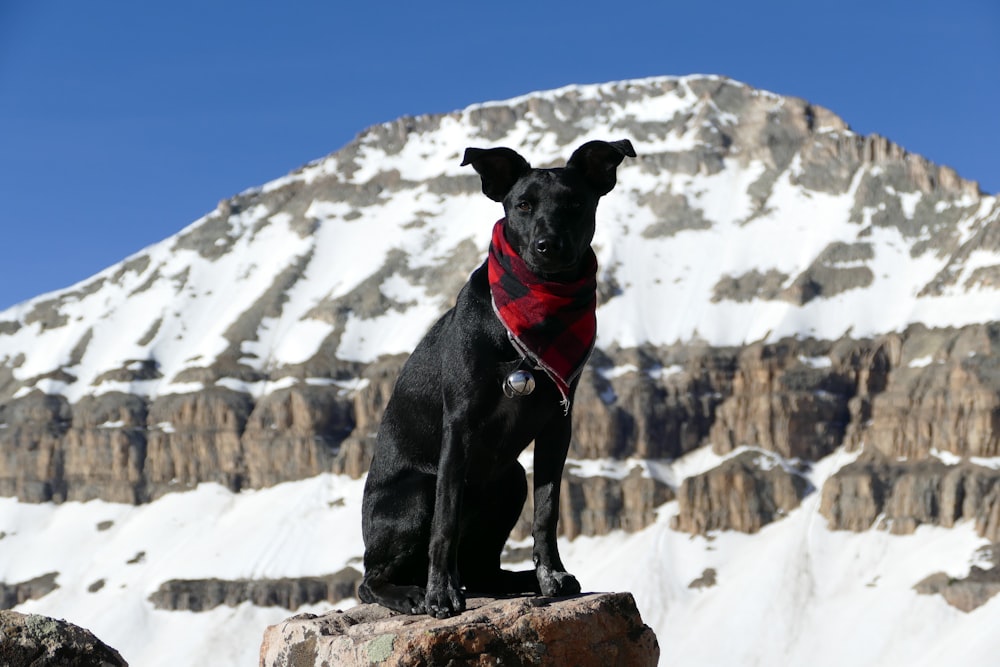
left=819, top=449, right=1000, bottom=537
left=914, top=565, right=1000, bottom=612
left=672, top=450, right=810, bottom=534
left=709, top=341, right=853, bottom=461
left=148, top=567, right=361, bottom=612
left=259, top=593, right=658, bottom=667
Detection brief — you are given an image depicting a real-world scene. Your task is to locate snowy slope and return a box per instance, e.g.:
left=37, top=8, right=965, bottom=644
left=4, top=447, right=998, bottom=666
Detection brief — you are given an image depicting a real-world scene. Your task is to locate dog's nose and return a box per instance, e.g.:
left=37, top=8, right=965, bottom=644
left=535, top=237, right=556, bottom=255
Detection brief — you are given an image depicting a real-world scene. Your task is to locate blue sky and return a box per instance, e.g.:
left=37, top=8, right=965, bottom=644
left=1, top=0, right=997, bottom=311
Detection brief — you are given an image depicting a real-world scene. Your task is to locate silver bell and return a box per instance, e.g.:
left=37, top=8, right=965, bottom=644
left=503, top=369, right=536, bottom=397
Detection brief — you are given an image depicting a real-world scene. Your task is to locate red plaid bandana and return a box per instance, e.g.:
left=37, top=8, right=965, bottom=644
left=487, top=219, right=597, bottom=411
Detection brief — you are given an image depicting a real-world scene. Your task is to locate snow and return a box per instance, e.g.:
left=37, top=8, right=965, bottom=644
left=4, top=447, right=996, bottom=666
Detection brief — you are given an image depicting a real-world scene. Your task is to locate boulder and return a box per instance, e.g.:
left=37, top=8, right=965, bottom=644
left=0, top=610, right=128, bottom=666
left=259, top=592, right=658, bottom=667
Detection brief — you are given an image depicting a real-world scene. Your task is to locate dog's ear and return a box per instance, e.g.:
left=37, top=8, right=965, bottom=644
left=566, top=140, right=637, bottom=196
left=461, top=147, right=532, bottom=202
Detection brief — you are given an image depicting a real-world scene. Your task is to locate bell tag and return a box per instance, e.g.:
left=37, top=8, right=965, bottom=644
left=503, top=369, right=536, bottom=398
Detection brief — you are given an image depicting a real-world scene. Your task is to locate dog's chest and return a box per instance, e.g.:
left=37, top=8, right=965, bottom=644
left=465, top=379, right=561, bottom=477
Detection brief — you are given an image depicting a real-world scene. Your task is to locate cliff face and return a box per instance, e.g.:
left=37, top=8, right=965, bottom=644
left=2, top=324, right=999, bottom=540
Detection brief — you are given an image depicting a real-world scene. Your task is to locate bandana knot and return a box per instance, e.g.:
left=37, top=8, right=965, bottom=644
left=487, top=219, right=597, bottom=412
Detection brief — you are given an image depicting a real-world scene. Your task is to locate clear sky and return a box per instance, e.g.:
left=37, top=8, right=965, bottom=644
left=1, top=0, right=997, bottom=311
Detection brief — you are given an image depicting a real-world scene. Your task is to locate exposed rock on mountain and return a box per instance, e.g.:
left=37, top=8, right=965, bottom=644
left=0, top=573, right=59, bottom=610
left=672, top=450, right=811, bottom=534
left=511, top=466, right=675, bottom=540
left=915, top=545, right=1000, bottom=612
left=147, top=568, right=361, bottom=612
left=259, top=593, right=658, bottom=667
left=819, top=449, right=1000, bottom=539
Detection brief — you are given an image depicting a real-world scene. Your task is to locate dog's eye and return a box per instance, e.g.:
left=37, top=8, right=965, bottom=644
left=515, top=201, right=532, bottom=212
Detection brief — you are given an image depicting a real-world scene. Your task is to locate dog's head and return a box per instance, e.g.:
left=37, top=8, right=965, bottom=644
left=462, top=140, right=636, bottom=279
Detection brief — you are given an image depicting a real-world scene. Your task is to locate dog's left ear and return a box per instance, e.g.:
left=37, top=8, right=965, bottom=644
left=566, top=139, right=637, bottom=196
left=461, top=147, right=532, bottom=202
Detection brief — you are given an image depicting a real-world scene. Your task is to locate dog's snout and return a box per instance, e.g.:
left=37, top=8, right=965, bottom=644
left=535, top=237, right=555, bottom=255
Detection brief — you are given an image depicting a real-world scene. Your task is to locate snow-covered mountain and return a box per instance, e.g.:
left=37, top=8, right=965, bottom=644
left=1, top=76, right=995, bottom=404
left=2, top=75, right=1000, bottom=666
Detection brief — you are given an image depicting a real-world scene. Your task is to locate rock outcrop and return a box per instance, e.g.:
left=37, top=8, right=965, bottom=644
left=819, top=449, right=1000, bottom=539
left=511, top=466, right=674, bottom=541
left=0, top=610, right=128, bottom=667
left=259, top=592, right=658, bottom=667
left=914, top=546, right=1000, bottom=613
left=0, top=572, right=59, bottom=610
left=148, top=568, right=361, bottom=612
left=672, top=450, right=811, bottom=534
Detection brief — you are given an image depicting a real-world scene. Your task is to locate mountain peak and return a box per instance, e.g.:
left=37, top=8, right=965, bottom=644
left=0, top=76, right=996, bottom=405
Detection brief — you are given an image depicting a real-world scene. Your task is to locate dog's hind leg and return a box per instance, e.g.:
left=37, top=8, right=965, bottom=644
left=358, top=573, right=427, bottom=615
left=360, top=469, right=435, bottom=614
left=358, top=538, right=431, bottom=614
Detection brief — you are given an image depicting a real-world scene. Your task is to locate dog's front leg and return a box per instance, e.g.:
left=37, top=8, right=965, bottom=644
left=532, top=415, right=582, bottom=597
left=425, top=412, right=471, bottom=618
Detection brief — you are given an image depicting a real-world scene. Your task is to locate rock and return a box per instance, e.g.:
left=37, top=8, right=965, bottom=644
left=688, top=568, right=717, bottom=589
left=819, top=449, right=1000, bottom=536
left=709, top=340, right=853, bottom=461
left=147, top=568, right=361, bottom=612
left=512, top=467, right=674, bottom=541
left=0, top=610, right=128, bottom=666
left=144, top=387, right=254, bottom=498
left=852, top=324, right=1000, bottom=459
left=62, top=392, right=148, bottom=504
left=241, top=386, right=356, bottom=488
left=0, top=392, right=72, bottom=503
left=914, top=565, right=1000, bottom=612
left=4, top=322, right=1000, bottom=553
left=572, top=346, right=730, bottom=461
left=0, top=572, right=59, bottom=610
left=259, top=593, right=658, bottom=667
left=672, top=450, right=811, bottom=534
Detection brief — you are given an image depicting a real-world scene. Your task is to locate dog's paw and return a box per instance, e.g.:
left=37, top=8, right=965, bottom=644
left=425, top=582, right=466, bottom=619
left=398, top=585, right=428, bottom=615
left=537, top=565, right=581, bottom=597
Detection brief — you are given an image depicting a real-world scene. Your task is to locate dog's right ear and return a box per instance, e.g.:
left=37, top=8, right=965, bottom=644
left=461, top=147, right=531, bottom=202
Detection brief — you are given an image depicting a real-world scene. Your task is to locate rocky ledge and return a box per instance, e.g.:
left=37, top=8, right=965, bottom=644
left=260, top=592, right=658, bottom=667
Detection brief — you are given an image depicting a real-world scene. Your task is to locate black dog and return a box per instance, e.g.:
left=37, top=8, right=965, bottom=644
left=358, top=139, right=635, bottom=619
